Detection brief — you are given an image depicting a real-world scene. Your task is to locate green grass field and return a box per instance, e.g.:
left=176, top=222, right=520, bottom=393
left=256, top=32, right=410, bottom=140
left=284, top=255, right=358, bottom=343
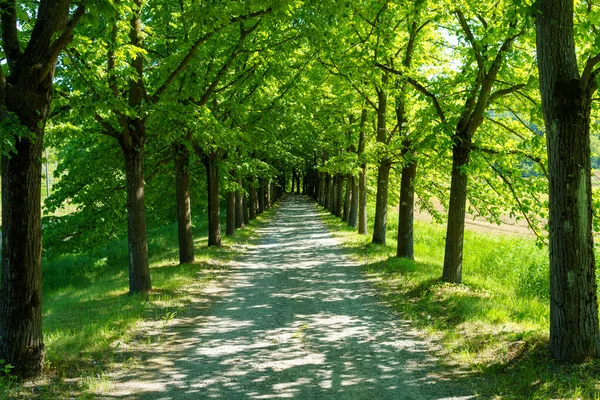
left=320, top=204, right=600, bottom=399
left=0, top=205, right=278, bottom=399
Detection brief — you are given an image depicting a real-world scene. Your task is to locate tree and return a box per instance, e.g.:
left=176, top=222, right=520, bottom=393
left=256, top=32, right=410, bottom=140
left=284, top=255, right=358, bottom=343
left=0, top=0, right=86, bottom=378
left=536, top=0, right=600, bottom=362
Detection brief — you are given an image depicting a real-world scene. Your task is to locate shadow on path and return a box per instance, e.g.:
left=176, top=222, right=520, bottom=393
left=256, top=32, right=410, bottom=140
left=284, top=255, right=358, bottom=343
left=103, top=195, right=477, bottom=399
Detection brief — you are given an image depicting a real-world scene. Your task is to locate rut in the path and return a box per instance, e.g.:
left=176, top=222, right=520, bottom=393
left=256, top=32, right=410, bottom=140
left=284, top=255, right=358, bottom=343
left=103, top=194, right=477, bottom=400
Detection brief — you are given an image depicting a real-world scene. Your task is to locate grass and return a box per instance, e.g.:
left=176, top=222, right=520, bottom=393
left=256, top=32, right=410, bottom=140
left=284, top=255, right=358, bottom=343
left=0, top=204, right=279, bottom=399
left=320, top=203, right=600, bottom=399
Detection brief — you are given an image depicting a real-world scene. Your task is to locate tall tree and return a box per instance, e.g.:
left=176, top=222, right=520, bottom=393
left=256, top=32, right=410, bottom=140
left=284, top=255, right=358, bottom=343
left=536, top=0, right=600, bottom=362
left=440, top=9, right=525, bottom=283
left=0, top=0, right=86, bottom=378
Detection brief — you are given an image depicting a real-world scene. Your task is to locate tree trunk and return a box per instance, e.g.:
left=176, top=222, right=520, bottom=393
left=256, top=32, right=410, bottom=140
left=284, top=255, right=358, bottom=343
left=0, top=123, right=45, bottom=378
left=331, top=176, right=337, bottom=215
left=335, top=174, right=344, bottom=218
left=122, top=145, right=152, bottom=294
left=358, top=167, right=368, bottom=235
left=296, top=173, right=301, bottom=194
left=324, top=175, right=331, bottom=210
left=348, top=174, right=359, bottom=227
left=372, top=77, right=389, bottom=244
left=397, top=159, right=417, bottom=260
left=291, top=169, right=296, bottom=193
left=242, top=182, right=250, bottom=225
left=226, top=190, right=236, bottom=236
left=372, top=162, right=391, bottom=244
left=329, top=176, right=335, bottom=211
left=174, top=142, right=194, bottom=264
left=235, top=179, right=244, bottom=229
left=357, top=109, right=368, bottom=235
left=264, top=179, right=270, bottom=209
left=442, top=138, right=470, bottom=283
left=249, top=181, right=257, bottom=220
left=536, top=0, right=600, bottom=362
left=0, top=0, right=84, bottom=376
left=318, top=173, right=324, bottom=204
left=258, top=179, right=265, bottom=214
left=203, top=156, right=221, bottom=247
left=342, top=174, right=351, bottom=222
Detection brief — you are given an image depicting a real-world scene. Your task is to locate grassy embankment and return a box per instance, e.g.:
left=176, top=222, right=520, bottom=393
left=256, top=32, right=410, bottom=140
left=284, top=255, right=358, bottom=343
left=0, top=204, right=279, bottom=399
left=321, top=203, right=600, bottom=399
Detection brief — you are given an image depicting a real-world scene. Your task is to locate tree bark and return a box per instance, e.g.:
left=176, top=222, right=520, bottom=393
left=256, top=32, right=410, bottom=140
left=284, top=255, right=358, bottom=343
left=335, top=174, right=344, bottom=218
left=122, top=144, right=152, bottom=294
left=324, top=174, right=331, bottom=210
left=372, top=161, right=391, bottom=244
left=358, top=166, right=368, bottom=235
left=536, top=0, right=600, bottom=362
left=226, top=190, right=236, bottom=236
left=342, top=174, right=351, bottom=222
left=296, top=172, right=301, bottom=194
left=348, top=174, right=359, bottom=227
left=396, top=159, right=417, bottom=260
left=203, top=156, right=221, bottom=247
left=372, top=76, right=390, bottom=244
left=258, top=178, right=265, bottom=214
left=235, top=179, right=244, bottom=229
left=0, top=116, right=46, bottom=378
left=0, top=0, right=85, bottom=377
left=249, top=180, right=257, bottom=220
left=328, top=176, right=335, bottom=211
left=318, top=173, right=324, bottom=204
left=331, top=175, right=338, bottom=215
left=242, top=182, right=250, bottom=225
left=357, top=109, right=368, bottom=235
left=263, top=179, right=270, bottom=210
left=442, top=137, right=470, bottom=284
left=174, top=142, right=194, bottom=264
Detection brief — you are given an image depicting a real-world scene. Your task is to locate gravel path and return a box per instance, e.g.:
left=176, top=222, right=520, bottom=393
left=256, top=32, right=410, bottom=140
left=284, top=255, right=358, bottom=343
left=104, top=195, right=476, bottom=399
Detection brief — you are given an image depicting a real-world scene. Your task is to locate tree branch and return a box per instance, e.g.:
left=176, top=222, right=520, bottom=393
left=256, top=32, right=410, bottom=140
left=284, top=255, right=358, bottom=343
left=486, top=158, right=546, bottom=242
left=475, top=144, right=548, bottom=179
left=374, top=62, right=446, bottom=124
left=318, top=56, right=377, bottom=110
left=488, top=83, right=525, bottom=104
left=0, top=0, right=20, bottom=67
left=581, top=53, right=600, bottom=90
left=455, top=10, right=484, bottom=73
left=151, top=7, right=272, bottom=101
left=40, top=1, right=87, bottom=82
left=94, top=113, right=119, bottom=139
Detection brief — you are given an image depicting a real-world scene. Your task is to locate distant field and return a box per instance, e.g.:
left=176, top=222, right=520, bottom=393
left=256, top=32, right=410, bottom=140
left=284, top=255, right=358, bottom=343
left=411, top=198, right=537, bottom=237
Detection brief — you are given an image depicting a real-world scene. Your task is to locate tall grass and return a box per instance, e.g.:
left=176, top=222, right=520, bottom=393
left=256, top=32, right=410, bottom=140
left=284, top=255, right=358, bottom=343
left=320, top=202, right=600, bottom=399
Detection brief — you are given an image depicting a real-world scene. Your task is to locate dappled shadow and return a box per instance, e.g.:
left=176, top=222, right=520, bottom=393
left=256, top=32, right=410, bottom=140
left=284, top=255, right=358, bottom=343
left=102, top=194, right=476, bottom=399
left=363, top=258, right=491, bottom=330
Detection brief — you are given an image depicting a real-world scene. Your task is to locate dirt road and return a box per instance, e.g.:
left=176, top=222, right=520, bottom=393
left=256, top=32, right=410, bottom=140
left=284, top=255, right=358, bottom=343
left=103, top=195, right=476, bottom=399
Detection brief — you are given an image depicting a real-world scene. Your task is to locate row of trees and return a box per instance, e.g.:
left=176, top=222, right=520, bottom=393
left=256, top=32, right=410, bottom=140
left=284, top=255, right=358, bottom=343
left=0, top=0, right=599, bottom=377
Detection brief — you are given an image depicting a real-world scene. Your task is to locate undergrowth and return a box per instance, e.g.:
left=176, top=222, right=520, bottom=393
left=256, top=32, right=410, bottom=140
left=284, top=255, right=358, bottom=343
left=320, top=202, right=600, bottom=399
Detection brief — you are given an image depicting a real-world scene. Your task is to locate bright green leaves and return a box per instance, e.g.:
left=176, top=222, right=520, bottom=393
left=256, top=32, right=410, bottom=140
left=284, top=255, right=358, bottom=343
left=0, top=112, right=37, bottom=156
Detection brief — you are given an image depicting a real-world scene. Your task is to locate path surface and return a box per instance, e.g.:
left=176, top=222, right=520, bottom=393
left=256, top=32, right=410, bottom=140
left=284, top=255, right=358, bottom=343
left=104, top=195, right=476, bottom=399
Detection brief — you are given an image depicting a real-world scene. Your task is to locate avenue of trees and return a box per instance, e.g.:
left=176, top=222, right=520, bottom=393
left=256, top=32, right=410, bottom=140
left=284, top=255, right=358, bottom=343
left=1, top=0, right=599, bottom=377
